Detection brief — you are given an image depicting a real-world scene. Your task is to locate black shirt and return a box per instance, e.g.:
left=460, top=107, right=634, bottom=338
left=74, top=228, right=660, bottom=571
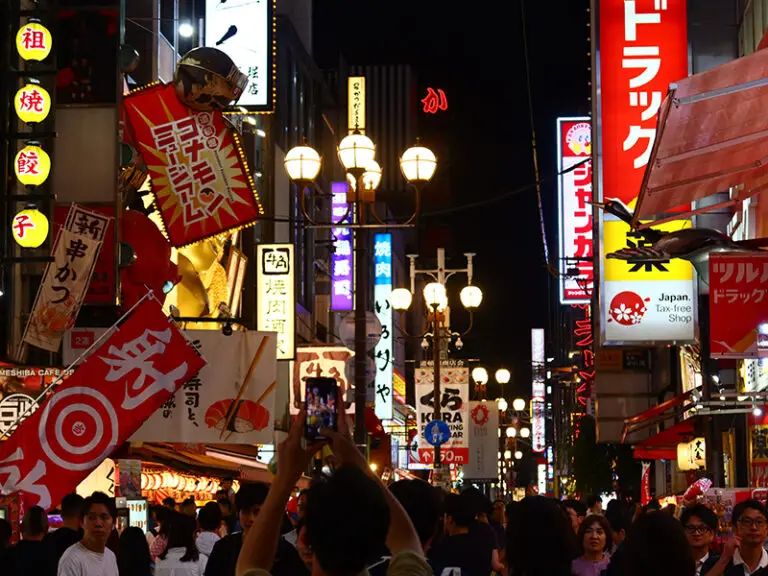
left=1, top=540, right=50, bottom=576
left=429, top=530, right=495, bottom=576
left=204, top=531, right=308, bottom=576
left=44, top=526, right=82, bottom=575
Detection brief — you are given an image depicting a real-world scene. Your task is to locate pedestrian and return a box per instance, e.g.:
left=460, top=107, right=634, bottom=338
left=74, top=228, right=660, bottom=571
left=150, top=509, right=175, bottom=560
left=586, top=495, right=602, bottom=517
left=156, top=514, right=205, bottom=576
left=1, top=505, right=49, bottom=576
left=0, top=518, right=11, bottom=552
left=196, top=502, right=222, bottom=571
left=217, top=498, right=237, bottom=536
left=44, top=493, right=85, bottom=574
left=57, top=491, right=119, bottom=576
left=621, top=508, right=695, bottom=576
left=117, top=526, right=152, bottom=576
left=181, top=498, right=197, bottom=517
left=680, top=504, right=721, bottom=576
left=163, top=497, right=177, bottom=511
left=571, top=514, right=611, bottom=576
left=718, top=499, right=768, bottom=575
left=562, top=499, right=587, bottom=534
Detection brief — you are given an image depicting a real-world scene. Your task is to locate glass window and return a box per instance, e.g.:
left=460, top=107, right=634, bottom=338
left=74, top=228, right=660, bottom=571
left=160, top=0, right=175, bottom=45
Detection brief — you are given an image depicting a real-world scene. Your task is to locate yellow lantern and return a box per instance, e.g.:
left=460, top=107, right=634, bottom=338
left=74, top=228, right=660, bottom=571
left=12, top=208, right=49, bottom=248
left=16, top=22, right=53, bottom=61
left=14, top=84, right=51, bottom=124
left=14, top=145, right=51, bottom=186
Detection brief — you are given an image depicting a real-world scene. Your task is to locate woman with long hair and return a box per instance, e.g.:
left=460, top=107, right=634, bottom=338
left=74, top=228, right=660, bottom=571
left=622, top=510, right=695, bottom=576
left=118, top=526, right=152, bottom=576
left=571, top=515, right=612, bottom=575
left=155, top=513, right=205, bottom=576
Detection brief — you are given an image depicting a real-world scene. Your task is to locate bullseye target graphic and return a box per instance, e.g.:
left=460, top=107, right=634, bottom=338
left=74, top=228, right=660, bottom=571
left=39, top=387, right=119, bottom=471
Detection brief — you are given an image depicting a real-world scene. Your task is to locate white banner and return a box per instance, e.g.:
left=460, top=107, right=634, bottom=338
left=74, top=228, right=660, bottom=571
left=415, top=366, right=469, bottom=465
left=132, top=331, right=276, bottom=444
left=373, top=234, right=393, bottom=420
left=464, top=401, right=500, bottom=480
left=289, top=346, right=356, bottom=415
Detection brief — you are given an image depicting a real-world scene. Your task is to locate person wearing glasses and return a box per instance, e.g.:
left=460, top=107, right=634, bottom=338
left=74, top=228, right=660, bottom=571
left=680, top=504, right=721, bottom=575
left=708, top=499, right=768, bottom=576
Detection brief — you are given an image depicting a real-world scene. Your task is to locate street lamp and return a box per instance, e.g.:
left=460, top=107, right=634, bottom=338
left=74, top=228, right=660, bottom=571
left=497, top=397, right=508, bottom=412
left=506, top=426, right=517, bottom=438
left=495, top=368, right=511, bottom=385
left=472, top=366, right=489, bottom=387
left=520, top=427, right=531, bottom=438
left=504, top=450, right=512, bottom=460
left=513, top=398, right=526, bottom=412
left=514, top=450, right=523, bottom=460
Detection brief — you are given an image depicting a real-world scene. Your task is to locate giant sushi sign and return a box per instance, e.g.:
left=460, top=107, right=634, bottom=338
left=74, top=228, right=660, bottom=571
left=132, top=331, right=277, bottom=444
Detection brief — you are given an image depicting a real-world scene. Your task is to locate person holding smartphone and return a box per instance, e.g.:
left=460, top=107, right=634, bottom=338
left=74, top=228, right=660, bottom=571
left=235, top=405, right=431, bottom=576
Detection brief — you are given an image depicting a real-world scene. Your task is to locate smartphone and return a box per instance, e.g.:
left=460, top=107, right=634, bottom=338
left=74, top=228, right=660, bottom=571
left=304, top=377, right=338, bottom=440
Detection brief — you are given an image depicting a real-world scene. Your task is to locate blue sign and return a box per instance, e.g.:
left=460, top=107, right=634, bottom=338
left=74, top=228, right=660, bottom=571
left=424, top=420, right=451, bottom=447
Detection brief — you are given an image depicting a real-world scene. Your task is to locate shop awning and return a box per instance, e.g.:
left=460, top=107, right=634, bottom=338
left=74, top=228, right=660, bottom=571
left=621, top=390, right=694, bottom=442
left=632, top=47, right=768, bottom=227
left=632, top=419, right=698, bottom=461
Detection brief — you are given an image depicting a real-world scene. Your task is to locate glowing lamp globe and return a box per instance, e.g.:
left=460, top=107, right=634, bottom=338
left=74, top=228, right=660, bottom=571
left=362, top=160, right=382, bottom=191
left=14, top=145, right=50, bottom=186
left=423, top=282, right=447, bottom=311
left=284, top=145, right=321, bottom=183
left=503, top=450, right=512, bottom=460
left=389, top=288, right=413, bottom=311
left=15, top=84, right=51, bottom=124
left=338, top=133, right=375, bottom=172
left=520, top=427, right=531, bottom=438
left=495, top=368, right=511, bottom=385
left=497, top=398, right=508, bottom=412
left=514, top=450, right=523, bottom=460
left=16, top=22, right=53, bottom=61
left=460, top=285, right=483, bottom=309
left=472, top=366, right=489, bottom=385
left=513, top=398, right=526, bottom=411
left=400, top=145, right=437, bottom=183
left=12, top=208, right=49, bottom=248
left=506, top=426, right=517, bottom=438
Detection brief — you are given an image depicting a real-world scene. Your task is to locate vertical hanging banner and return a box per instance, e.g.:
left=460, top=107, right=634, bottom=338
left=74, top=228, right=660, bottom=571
left=122, top=84, right=263, bottom=247
left=23, top=206, right=108, bottom=352
left=557, top=118, right=593, bottom=304
left=347, top=76, right=366, bottom=132
left=531, top=328, right=546, bottom=452
left=709, top=253, right=768, bottom=358
left=331, top=182, right=353, bottom=311
left=464, top=401, right=499, bottom=480
left=373, top=234, right=393, bottom=420
left=597, top=0, right=691, bottom=345
left=750, top=408, right=768, bottom=487
left=257, top=244, right=295, bottom=360
left=0, top=298, right=206, bottom=509
left=640, top=461, right=651, bottom=505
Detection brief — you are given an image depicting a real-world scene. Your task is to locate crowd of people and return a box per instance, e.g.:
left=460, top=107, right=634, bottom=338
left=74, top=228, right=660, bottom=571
left=1, top=413, right=767, bottom=575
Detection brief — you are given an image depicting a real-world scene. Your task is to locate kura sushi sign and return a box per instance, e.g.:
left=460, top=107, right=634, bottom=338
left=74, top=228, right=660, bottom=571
left=132, top=331, right=277, bottom=445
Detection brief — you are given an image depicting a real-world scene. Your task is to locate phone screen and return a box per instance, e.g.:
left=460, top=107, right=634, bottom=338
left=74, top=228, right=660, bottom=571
left=304, top=377, right=338, bottom=440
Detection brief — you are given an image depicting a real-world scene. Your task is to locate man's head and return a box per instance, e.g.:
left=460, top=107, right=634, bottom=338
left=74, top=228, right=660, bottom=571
left=180, top=498, right=196, bottom=517
left=680, top=504, right=717, bottom=552
left=21, top=506, right=48, bottom=540
left=217, top=498, right=232, bottom=516
left=297, top=489, right=309, bottom=520
left=492, top=499, right=506, bottom=525
left=562, top=499, right=586, bottom=533
left=221, top=477, right=234, bottom=492
left=605, top=499, right=630, bottom=545
left=461, top=487, right=491, bottom=522
left=444, top=493, right=475, bottom=536
left=162, top=497, right=176, bottom=510
left=305, top=466, right=390, bottom=575
left=389, top=480, right=441, bottom=551
left=235, top=482, right=269, bottom=534
left=199, top=501, right=222, bottom=532
left=81, top=491, right=116, bottom=551
left=732, top=499, right=768, bottom=547
left=60, top=493, right=85, bottom=528
left=586, top=494, right=602, bottom=513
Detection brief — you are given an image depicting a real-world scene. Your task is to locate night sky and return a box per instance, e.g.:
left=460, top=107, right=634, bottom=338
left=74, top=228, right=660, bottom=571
left=314, top=1, right=591, bottom=398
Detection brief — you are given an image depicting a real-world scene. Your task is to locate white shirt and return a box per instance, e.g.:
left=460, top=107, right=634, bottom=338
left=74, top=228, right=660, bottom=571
left=195, top=531, right=220, bottom=572
left=155, top=547, right=207, bottom=576
left=57, top=542, right=119, bottom=576
left=733, top=547, right=768, bottom=575
left=695, top=552, right=709, bottom=576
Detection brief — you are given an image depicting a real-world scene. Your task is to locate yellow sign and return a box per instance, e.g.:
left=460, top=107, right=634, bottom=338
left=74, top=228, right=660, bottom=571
left=677, top=437, right=706, bottom=471
left=347, top=76, right=366, bottom=133
left=14, top=84, right=51, bottom=124
left=14, top=144, right=51, bottom=186
left=603, top=219, right=694, bottom=282
left=16, top=22, right=53, bottom=61
left=12, top=208, right=49, bottom=248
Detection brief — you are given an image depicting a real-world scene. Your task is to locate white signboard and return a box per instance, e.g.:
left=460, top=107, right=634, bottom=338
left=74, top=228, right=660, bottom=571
left=531, top=328, right=546, bottom=453
left=257, top=244, right=295, bottom=359
left=415, top=366, right=469, bottom=465
left=373, top=234, right=393, bottom=420
left=132, top=331, right=277, bottom=444
left=347, top=76, right=366, bottom=132
left=464, top=401, right=500, bottom=480
left=289, top=346, right=356, bottom=414
left=205, top=0, right=273, bottom=110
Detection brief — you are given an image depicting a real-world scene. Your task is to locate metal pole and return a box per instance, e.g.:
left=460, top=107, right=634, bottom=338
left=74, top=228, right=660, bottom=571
left=432, top=304, right=441, bottom=468
left=353, top=197, right=368, bottom=451
left=699, top=293, right=723, bottom=485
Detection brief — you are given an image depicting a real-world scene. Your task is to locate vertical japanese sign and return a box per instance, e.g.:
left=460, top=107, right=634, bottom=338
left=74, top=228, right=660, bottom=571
left=347, top=76, right=366, bottom=132
left=597, top=0, right=690, bottom=344
left=414, top=364, right=469, bottom=465
left=331, top=182, right=353, bottom=311
left=24, top=205, right=108, bottom=352
left=289, top=346, right=355, bottom=414
left=640, top=461, right=651, bottom=505
left=204, top=0, right=275, bottom=111
left=531, top=328, right=546, bottom=452
left=464, top=401, right=499, bottom=480
left=257, top=244, right=295, bottom=360
left=749, top=408, right=768, bottom=487
left=557, top=117, right=593, bottom=304
left=573, top=305, right=596, bottom=429
left=373, top=234, right=393, bottom=420
left=710, top=253, right=768, bottom=358
left=0, top=297, right=205, bottom=509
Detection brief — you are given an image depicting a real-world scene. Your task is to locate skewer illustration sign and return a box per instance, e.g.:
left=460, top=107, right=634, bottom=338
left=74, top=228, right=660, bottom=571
left=131, top=331, right=277, bottom=444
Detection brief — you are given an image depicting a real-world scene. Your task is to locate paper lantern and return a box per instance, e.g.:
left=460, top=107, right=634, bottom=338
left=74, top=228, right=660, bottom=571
left=16, top=22, right=52, bottom=61
left=14, top=144, right=50, bottom=186
left=12, top=208, right=49, bottom=248
left=14, top=84, right=51, bottom=124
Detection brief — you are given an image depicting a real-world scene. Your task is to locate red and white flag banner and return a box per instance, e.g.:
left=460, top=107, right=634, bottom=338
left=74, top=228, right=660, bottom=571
left=0, top=297, right=205, bottom=510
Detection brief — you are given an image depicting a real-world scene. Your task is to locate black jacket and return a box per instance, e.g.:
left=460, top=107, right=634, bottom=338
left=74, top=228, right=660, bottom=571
left=1, top=540, right=50, bottom=576
left=43, top=526, right=83, bottom=575
left=204, top=531, right=308, bottom=576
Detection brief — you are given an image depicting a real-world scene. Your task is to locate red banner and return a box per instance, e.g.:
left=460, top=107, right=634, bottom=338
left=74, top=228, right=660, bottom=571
left=599, top=0, right=688, bottom=206
left=709, top=252, right=768, bottom=358
left=122, top=83, right=262, bottom=247
left=0, top=298, right=205, bottom=510
left=640, top=461, right=651, bottom=505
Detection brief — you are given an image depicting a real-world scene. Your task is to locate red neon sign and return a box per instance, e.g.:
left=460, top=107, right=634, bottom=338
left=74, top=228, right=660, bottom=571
left=571, top=304, right=594, bottom=438
left=421, top=88, right=447, bottom=114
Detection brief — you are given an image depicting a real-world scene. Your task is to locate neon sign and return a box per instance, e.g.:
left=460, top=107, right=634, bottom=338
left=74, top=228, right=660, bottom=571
left=572, top=304, right=594, bottom=438
left=421, top=87, right=447, bottom=114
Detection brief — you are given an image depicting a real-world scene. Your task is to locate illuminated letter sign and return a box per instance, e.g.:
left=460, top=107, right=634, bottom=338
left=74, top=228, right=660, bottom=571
left=348, top=76, right=366, bottom=132
left=421, top=88, right=448, bottom=114
left=331, top=182, right=354, bottom=311
left=257, top=244, right=295, bottom=360
left=16, top=22, right=53, bottom=62
left=15, top=83, right=51, bottom=124
left=15, top=144, right=51, bottom=186
left=531, top=328, right=546, bottom=452
left=373, top=233, right=393, bottom=420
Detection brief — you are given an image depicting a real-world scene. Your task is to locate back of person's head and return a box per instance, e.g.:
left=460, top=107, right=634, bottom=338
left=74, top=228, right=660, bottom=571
left=389, top=480, right=440, bottom=547
left=60, top=493, right=85, bottom=519
left=732, top=499, right=768, bottom=524
left=562, top=498, right=586, bottom=517
left=118, top=526, right=152, bottom=576
left=586, top=494, right=600, bottom=509
left=161, top=512, right=199, bottom=563
left=163, top=497, right=176, bottom=509
left=306, top=466, right=390, bottom=575
left=623, top=510, right=694, bottom=576
left=507, top=496, right=575, bottom=576
left=22, top=505, right=48, bottom=539
left=444, top=493, right=475, bottom=528
left=461, top=486, right=491, bottom=519
left=215, top=489, right=229, bottom=501
left=605, top=499, right=631, bottom=535
left=680, top=504, right=718, bottom=532
left=235, top=482, right=269, bottom=512
left=198, top=501, right=222, bottom=532
left=642, top=498, right=661, bottom=514
left=0, top=518, right=11, bottom=549
left=82, top=491, right=117, bottom=520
